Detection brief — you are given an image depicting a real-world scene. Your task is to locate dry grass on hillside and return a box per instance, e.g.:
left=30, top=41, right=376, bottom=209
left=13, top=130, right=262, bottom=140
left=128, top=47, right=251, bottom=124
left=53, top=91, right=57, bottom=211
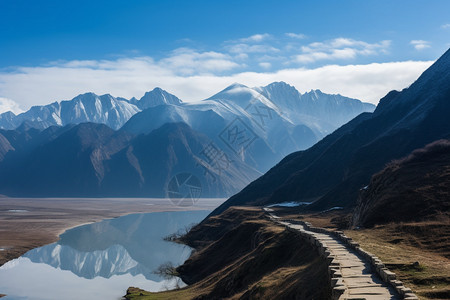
left=126, top=207, right=330, bottom=300
left=346, top=221, right=450, bottom=300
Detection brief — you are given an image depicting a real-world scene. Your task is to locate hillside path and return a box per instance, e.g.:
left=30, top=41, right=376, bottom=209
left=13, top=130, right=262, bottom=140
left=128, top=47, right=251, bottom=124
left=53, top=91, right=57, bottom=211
left=266, top=209, right=400, bottom=300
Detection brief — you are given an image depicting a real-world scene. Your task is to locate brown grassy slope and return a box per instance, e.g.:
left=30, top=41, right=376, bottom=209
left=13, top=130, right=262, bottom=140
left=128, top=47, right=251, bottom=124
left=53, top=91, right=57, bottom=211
left=268, top=203, right=449, bottom=300
left=346, top=222, right=450, bottom=300
left=353, top=139, right=450, bottom=227
left=126, top=207, right=330, bottom=300
left=347, top=140, right=450, bottom=299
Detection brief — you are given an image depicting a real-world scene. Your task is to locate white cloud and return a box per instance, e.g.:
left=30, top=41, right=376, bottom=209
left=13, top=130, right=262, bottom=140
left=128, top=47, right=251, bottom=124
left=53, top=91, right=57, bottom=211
left=285, top=33, right=306, bottom=39
left=238, top=33, right=272, bottom=43
left=0, top=97, right=23, bottom=114
left=234, top=53, right=249, bottom=60
left=410, top=40, right=431, bottom=50
left=228, top=44, right=280, bottom=54
left=441, top=23, right=450, bottom=29
left=294, top=38, right=391, bottom=63
left=159, top=48, right=242, bottom=75
left=0, top=57, right=432, bottom=110
left=259, top=62, right=272, bottom=69
left=231, top=61, right=432, bottom=104
left=225, top=33, right=279, bottom=56
left=0, top=34, right=435, bottom=111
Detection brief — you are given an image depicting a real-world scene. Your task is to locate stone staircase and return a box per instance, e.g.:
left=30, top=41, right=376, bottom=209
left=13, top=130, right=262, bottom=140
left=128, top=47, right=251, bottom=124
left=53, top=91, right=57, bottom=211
left=263, top=208, right=418, bottom=300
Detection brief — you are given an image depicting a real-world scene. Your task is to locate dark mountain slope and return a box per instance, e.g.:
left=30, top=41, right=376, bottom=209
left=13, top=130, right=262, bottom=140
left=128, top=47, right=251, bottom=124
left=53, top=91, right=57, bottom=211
left=0, top=133, right=14, bottom=161
left=353, top=139, right=450, bottom=227
left=0, top=123, right=76, bottom=163
left=104, top=122, right=260, bottom=197
left=211, top=48, right=450, bottom=216
left=0, top=123, right=132, bottom=196
left=0, top=122, right=259, bottom=198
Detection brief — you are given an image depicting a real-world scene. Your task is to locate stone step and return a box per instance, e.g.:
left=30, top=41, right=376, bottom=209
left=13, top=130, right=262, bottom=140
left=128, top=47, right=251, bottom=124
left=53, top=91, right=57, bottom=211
left=272, top=213, right=403, bottom=300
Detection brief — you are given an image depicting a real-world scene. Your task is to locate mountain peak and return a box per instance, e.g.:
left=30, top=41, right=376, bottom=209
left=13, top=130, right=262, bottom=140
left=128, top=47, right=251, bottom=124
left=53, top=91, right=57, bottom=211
left=215, top=82, right=255, bottom=93
left=150, top=87, right=164, bottom=93
left=228, top=82, right=248, bottom=89
left=206, top=83, right=257, bottom=102
left=376, top=47, right=450, bottom=114
left=74, top=92, right=98, bottom=99
left=214, top=83, right=250, bottom=95
left=138, top=88, right=182, bottom=109
left=0, top=111, right=16, bottom=118
left=212, top=48, right=450, bottom=216
left=265, top=81, right=294, bottom=89
left=305, top=89, right=324, bottom=97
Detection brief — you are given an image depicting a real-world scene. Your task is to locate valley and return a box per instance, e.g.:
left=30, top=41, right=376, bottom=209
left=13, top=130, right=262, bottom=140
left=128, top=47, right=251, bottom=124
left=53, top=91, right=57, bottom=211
left=2, top=1, right=449, bottom=299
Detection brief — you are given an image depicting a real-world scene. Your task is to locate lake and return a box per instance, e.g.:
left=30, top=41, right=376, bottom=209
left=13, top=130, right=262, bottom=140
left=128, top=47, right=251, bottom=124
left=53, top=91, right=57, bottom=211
left=0, top=210, right=210, bottom=300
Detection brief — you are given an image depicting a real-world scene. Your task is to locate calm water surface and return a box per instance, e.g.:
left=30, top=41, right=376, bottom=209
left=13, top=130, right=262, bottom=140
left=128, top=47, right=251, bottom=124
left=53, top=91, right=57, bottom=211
left=0, top=210, right=210, bottom=300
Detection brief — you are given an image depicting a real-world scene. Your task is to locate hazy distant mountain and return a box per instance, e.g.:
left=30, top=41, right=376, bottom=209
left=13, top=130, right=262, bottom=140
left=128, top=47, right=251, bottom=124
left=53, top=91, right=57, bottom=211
left=211, top=48, right=450, bottom=216
left=0, top=123, right=133, bottom=196
left=0, top=82, right=375, bottom=198
left=0, top=123, right=75, bottom=164
left=0, top=133, right=14, bottom=161
left=0, top=88, right=183, bottom=130
left=104, top=122, right=260, bottom=197
left=0, top=83, right=373, bottom=136
left=123, top=83, right=374, bottom=173
left=0, top=122, right=259, bottom=197
left=0, top=93, right=139, bottom=130
left=255, top=82, right=375, bottom=131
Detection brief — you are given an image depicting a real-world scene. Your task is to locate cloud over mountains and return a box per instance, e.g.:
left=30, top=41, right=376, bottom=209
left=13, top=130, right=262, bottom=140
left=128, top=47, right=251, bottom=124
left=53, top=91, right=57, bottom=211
left=0, top=33, right=434, bottom=112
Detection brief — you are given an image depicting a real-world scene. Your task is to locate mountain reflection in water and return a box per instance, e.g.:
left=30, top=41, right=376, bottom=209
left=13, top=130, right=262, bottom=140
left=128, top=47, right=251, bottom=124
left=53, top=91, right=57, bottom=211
left=0, top=210, right=210, bottom=300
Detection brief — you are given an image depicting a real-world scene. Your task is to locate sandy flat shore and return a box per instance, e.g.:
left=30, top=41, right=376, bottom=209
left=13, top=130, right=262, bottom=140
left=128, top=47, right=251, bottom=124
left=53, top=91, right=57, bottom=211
left=0, top=197, right=225, bottom=267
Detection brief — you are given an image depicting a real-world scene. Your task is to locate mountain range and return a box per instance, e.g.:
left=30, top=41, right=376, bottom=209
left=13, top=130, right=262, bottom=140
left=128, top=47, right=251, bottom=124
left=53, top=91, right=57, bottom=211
left=0, top=88, right=181, bottom=130
left=0, top=82, right=375, bottom=198
left=211, top=48, right=450, bottom=215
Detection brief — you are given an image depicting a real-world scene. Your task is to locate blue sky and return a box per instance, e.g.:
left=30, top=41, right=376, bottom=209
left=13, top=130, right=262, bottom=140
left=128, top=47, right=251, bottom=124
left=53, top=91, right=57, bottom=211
left=0, top=0, right=449, bottom=112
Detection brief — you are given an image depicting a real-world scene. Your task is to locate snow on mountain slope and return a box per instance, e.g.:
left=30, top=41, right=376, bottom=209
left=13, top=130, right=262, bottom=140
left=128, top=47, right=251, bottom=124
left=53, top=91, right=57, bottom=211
left=211, top=48, right=450, bottom=216
left=255, top=81, right=376, bottom=133
left=132, top=87, right=182, bottom=109
left=0, top=82, right=373, bottom=136
left=0, top=88, right=183, bottom=130
left=0, top=81, right=377, bottom=197
left=0, top=93, right=140, bottom=130
left=122, top=84, right=325, bottom=173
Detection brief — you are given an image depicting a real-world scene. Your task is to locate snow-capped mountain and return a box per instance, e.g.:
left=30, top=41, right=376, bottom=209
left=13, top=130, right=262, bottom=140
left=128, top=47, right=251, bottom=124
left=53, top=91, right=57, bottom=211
left=122, top=83, right=374, bottom=172
left=0, top=82, right=375, bottom=197
left=0, top=83, right=374, bottom=135
left=132, top=87, right=183, bottom=109
left=211, top=48, right=450, bottom=216
left=0, top=93, right=139, bottom=130
left=0, top=88, right=183, bottom=130
left=255, top=81, right=375, bottom=133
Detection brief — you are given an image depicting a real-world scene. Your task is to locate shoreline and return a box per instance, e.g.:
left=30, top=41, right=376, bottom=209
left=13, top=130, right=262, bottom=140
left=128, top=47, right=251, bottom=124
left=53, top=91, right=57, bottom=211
left=0, top=197, right=225, bottom=267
